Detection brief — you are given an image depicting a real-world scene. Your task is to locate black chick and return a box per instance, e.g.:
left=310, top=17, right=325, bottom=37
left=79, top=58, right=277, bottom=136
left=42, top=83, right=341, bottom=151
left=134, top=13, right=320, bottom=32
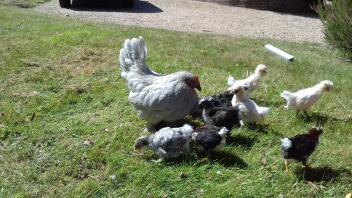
left=202, top=105, right=242, bottom=130
left=199, top=90, right=234, bottom=108
left=192, top=125, right=230, bottom=151
left=281, top=126, right=323, bottom=172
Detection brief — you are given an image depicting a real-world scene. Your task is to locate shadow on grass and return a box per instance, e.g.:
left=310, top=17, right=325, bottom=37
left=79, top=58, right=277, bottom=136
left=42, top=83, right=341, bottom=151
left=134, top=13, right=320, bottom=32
left=294, top=166, right=352, bottom=182
left=246, top=123, right=270, bottom=133
left=252, top=97, right=284, bottom=108
left=140, top=150, right=247, bottom=168
left=70, top=0, right=163, bottom=13
left=199, top=150, right=248, bottom=168
left=227, top=134, right=256, bottom=149
left=300, top=112, right=329, bottom=125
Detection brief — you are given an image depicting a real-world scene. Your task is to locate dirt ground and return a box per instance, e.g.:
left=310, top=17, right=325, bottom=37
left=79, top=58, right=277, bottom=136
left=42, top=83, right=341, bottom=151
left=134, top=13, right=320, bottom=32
left=35, top=0, right=324, bottom=43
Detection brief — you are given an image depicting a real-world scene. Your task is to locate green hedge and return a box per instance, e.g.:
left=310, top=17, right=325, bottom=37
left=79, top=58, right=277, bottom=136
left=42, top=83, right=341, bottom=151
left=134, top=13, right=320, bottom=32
left=317, top=1, right=352, bottom=60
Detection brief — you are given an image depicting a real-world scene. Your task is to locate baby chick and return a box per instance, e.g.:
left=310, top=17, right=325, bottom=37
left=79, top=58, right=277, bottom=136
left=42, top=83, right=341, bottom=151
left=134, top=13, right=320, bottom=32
left=228, top=64, right=268, bottom=95
left=201, top=103, right=242, bottom=129
left=134, top=124, right=193, bottom=162
left=281, top=126, right=323, bottom=172
left=192, top=125, right=230, bottom=151
left=230, top=84, right=270, bottom=125
left=280, top=80, right=333, bottom=117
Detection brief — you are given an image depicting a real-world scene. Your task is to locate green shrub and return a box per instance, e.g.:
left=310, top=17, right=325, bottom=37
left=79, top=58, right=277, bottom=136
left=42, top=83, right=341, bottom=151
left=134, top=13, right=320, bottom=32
left=317, top=1, right=352, bottom=60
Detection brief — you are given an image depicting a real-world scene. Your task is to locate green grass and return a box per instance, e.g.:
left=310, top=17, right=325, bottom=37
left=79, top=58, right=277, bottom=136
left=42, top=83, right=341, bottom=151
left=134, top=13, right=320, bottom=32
left=0, top=5, right=352, bottom=198
left=0, top=0, right=50, bottom=8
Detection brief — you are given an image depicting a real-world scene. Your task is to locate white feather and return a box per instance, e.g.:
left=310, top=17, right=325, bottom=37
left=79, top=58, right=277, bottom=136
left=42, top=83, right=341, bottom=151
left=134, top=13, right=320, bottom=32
left=218, top=127, right=229, bottom=137
left=281, top=138, right=292, bottom=150
left=280, top=80, right=334, bottom=111
left=228, top=64, right=267, bottom=95
left=231, top=84, right=270, bottom=124
left=227, top=75, right=236, bottom=86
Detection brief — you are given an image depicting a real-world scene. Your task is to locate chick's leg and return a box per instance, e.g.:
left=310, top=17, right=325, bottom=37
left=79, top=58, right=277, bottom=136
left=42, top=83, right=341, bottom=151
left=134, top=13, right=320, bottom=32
left=285, top=160, right=289, bottom=172
left=302, top=159, right=310, bottom=170
left=303, top=111, right=311, bottom=119
left=151, top=158, right=163, bottom=163
left=152, top=148, right=167, bottom=163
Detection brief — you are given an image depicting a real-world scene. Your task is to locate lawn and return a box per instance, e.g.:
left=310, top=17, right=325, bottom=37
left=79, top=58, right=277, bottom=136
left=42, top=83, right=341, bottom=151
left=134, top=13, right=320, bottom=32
left=0, top=3, right=351, bottom=197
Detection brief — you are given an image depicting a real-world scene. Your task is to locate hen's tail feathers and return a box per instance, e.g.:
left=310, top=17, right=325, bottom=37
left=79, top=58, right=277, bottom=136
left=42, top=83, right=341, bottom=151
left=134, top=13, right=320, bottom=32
left=119, top=36, right=159, bottom=78
left=227, top=75, right=236, bottom=86
left=218, top=127, right=230, bottom=137
left=281, top=138, right=292, bottom=151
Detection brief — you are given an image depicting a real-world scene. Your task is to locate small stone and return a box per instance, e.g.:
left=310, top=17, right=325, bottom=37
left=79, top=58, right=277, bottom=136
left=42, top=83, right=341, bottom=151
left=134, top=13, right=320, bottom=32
left=83, top=140, right=94, bottom=146
left=261, top=156, right=267, bottom=166
left=216, top=171, right=222, bottom=175
left=109, top=174, right=116, bottom=180
left=179, top=172, right=187, bottom=179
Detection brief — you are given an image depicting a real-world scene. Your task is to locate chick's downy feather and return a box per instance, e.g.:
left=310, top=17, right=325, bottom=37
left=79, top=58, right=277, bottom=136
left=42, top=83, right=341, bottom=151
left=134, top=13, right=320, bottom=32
left=119, top=37, right=200, bottom=127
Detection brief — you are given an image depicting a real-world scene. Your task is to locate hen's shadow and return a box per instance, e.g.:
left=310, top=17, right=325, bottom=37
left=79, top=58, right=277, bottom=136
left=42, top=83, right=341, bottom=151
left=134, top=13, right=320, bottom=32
left=226, top=134, right=256, bottom=150
left=205, top=150, right=248, bottom=168
left=294, top=166, right=351, bottom=182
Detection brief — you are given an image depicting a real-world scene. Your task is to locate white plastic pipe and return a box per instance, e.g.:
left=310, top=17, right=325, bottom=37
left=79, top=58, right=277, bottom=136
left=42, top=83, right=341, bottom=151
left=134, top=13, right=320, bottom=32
left=265, top=44, right=294, bottom=61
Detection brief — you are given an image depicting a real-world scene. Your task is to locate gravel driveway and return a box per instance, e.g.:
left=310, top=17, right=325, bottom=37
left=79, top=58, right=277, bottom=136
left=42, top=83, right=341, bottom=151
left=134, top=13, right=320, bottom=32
left=35, top=0, right=324, bottom=43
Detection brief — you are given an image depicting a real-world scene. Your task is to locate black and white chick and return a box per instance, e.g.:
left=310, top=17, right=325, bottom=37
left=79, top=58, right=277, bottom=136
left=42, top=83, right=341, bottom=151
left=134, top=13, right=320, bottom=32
left=134, top=124, right=194, bottom=162
left=192, top=125, right=230, bottom=152
left=281, top=126, right=323, bottom=172
left=199, top=90, right=234, bottom=109
left=201, top=102, right=242, bottom=129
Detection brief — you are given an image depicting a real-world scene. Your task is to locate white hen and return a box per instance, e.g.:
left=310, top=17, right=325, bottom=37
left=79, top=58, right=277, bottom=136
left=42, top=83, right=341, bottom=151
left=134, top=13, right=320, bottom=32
left=230, top=84, right=270, bottom=124
left=119, top=37, right=201, bottom=131
left=280, top=80, right=333, bottom=116
left=228, top=64, right=268, bottom=95
left=134, top=124, right=194, bottom=161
